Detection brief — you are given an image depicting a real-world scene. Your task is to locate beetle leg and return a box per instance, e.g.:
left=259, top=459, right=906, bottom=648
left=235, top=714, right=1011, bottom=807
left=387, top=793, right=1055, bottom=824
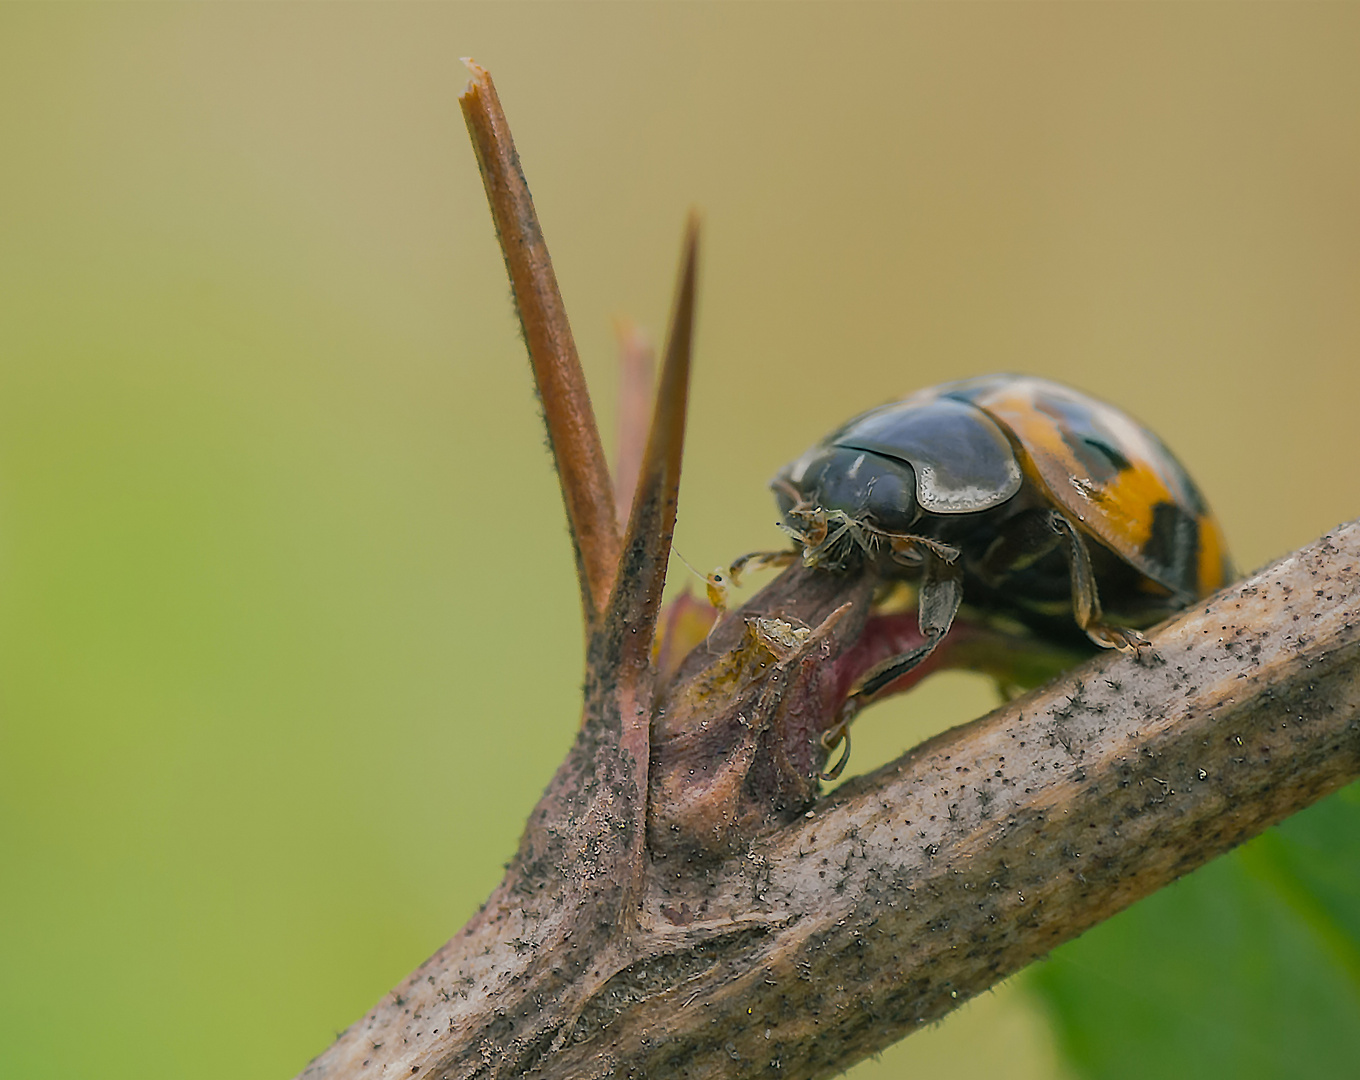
left=917, top=548, right=965, bottom=639
left=978, top=509, right=1146, bottom=651
left=819, top=724, right=853, bottom=781
left=1050, top=512, right=1148, bottom=651
left=832, top=546, right=962, bottom=723
left=881, top=531, right=960, bottom=566
left=727, top=549, right=798, bottom=584
left=818, top=553, right=964, bottom=780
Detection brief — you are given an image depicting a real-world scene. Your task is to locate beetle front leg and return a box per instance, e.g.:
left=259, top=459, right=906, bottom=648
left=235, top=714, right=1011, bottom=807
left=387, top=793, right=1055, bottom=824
left=697, top=549, right=799, bottom=616
left=850, top=549, right=963, bottom=698
left=820, top=551, right=964, bottom=780
left=727, top=548, right=798, bottom=583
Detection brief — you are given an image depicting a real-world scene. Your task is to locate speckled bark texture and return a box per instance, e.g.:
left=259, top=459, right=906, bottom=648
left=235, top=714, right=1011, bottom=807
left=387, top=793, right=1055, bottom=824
left=299, top=522, right=1360, bottom=1080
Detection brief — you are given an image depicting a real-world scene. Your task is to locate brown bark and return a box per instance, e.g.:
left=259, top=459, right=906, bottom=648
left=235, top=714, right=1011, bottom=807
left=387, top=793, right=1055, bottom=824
left=299, top=525, right=1360, bottom=1080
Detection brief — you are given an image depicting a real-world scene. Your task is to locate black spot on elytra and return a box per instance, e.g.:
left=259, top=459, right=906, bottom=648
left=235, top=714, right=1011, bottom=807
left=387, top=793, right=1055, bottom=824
left=1143, top=500, right=1199, bottom=590
left=1079, top=436, right=1133, bottom=475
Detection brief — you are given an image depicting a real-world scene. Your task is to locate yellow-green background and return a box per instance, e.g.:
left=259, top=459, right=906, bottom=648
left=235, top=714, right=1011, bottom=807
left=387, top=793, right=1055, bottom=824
left=3, top=5, right=1358, bottom=1078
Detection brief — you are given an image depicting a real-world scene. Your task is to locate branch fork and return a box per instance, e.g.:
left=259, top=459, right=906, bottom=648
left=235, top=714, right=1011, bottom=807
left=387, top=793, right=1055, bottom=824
left=297, top=63, right=1360, bottom=1080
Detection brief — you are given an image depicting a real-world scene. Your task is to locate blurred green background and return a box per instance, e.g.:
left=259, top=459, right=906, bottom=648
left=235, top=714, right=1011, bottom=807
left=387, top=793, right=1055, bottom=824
left=2, top=5, right=1359, bottom=1079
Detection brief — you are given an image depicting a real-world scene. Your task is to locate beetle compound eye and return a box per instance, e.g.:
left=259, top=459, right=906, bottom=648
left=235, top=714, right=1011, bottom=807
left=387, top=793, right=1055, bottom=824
left=857, top=464, right=918, bottom=533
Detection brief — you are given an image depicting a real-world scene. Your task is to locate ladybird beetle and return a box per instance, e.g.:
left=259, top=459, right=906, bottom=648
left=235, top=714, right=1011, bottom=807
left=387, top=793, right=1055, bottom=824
left=763, top=375, right=1233, bottom=734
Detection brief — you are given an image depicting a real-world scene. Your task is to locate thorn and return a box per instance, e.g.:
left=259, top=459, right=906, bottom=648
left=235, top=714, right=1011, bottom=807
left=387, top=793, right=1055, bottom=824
left=598, top=217, right=699, bottom=903
left=460, top=60, right=621, bottom=627
left=607, top=215, right=700, bottom=673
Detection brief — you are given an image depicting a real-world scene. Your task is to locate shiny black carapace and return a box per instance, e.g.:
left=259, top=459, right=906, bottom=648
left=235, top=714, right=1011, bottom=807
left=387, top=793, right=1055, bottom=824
left=771, top=375, right=1232, bottom=714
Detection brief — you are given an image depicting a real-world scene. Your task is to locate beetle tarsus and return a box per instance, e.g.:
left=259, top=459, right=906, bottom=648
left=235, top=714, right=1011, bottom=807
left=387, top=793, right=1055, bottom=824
left=819, top=721, right=854, bottom=782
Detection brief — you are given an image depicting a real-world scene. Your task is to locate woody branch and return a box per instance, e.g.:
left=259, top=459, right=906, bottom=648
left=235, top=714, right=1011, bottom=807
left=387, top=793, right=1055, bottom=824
left=301, top=522, right=1360, bottom=1079
left=295, top=63, right=1360, bottom=1080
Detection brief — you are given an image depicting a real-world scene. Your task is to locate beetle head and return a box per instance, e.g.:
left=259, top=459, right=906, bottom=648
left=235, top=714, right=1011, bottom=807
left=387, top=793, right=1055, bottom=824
left=773, top=445, right=920, bottom=566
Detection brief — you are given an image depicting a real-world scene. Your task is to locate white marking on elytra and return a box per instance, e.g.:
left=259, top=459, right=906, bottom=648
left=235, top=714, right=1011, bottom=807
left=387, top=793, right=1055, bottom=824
left=916, top=461, right=1020, bottom=513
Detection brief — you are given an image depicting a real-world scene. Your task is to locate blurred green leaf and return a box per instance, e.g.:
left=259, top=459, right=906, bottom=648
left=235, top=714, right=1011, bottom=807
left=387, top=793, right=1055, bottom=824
left=1030, top=782, right=1360, bottom=1080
